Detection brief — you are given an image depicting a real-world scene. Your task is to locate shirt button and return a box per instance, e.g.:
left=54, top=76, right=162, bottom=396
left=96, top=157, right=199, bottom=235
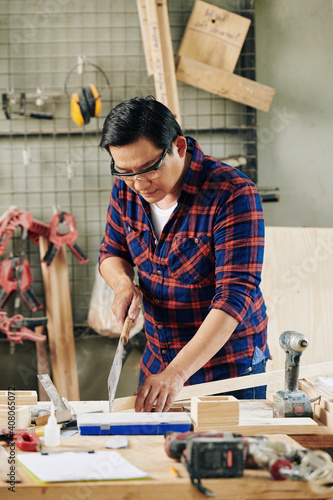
left=161, top=349, right=167, bottom=355
left=154, top=298, right=160, bottom=304
left=154, top=239, right=158, bottom=245
left=194, top=237, right=199, bottom=243
left=157, top=324, right=163, bottom=329
left=157, top=269, right=162, bottom=275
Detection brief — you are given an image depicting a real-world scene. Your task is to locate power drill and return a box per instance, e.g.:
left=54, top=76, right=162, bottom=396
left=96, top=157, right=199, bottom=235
left=273, top=331, right=313, bottom=418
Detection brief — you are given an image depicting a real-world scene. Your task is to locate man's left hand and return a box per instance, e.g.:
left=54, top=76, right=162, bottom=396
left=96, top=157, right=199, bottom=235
left=134, top=368, right=185, bottom=412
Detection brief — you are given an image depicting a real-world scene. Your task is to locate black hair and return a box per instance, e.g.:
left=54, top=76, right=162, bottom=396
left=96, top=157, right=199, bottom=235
left=99, top=96, right=183, bottom=155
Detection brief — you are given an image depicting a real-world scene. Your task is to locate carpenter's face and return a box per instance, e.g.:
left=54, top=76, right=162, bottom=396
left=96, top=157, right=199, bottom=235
left=109, top=136, right=188, bottom=204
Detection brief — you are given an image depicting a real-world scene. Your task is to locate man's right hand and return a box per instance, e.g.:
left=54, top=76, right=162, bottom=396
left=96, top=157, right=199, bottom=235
left=112, top=277, right=142, bottom=329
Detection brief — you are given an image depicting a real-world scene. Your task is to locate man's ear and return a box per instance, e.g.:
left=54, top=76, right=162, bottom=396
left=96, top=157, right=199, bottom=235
left=174, top=136, right=187, bottom=158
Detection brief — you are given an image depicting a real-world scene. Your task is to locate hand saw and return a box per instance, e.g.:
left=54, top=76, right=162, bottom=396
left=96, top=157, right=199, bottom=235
left=108, top=316, right=132, bottom=412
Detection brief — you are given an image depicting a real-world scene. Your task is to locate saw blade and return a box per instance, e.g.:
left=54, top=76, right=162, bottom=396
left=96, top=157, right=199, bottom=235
left=108, top=338, right=124, bottom=412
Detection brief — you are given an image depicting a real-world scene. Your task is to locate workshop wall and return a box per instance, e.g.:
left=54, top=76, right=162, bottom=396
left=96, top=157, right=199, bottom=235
left=256, top=0, right=333, bottom=228
left=0, top=0, right=258, bottom=327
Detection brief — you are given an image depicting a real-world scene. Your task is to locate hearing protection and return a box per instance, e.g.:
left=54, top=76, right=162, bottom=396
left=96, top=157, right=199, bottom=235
left=64, top=61, right=110, bottom=126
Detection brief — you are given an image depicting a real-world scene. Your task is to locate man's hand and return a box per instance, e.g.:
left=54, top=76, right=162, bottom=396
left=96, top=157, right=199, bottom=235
left=134, top=367, right=185, bottom=413
left=112, top=278, right=142, bottom=328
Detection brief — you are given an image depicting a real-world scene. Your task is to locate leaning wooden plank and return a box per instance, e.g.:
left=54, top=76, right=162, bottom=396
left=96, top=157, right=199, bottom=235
left=0, top=391, right=37, bottom=406
left=136, top=0, right=153, bottom=76
left=39, top=236, right=80, bottom=401
left=112, top=361, right=333, bottom=411
left=193, top=417, right=318, bottom=435
left=155, top=0, right=181, bottom=125
left=145, top=0, right=181, bottom=124
left=176, top=55, right=275, bottom=112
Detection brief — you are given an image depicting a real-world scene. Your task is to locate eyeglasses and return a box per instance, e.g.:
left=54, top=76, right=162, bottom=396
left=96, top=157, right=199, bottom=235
left=110, top=147, right=168, bottom=180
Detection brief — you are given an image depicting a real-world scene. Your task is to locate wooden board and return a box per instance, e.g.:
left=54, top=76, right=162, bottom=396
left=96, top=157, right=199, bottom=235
left=0, top=391, right=37, bottom=406
left=261, top=227, right=333, bottom=374
left=191, top=396, right=239, bottom=426
left=136, top=0, right=153, bottom=76
left=177, top=0, right=251, bottom=73
left=144, top=0, right=181, bottom=124
left=176, top=55, right=275, bottom=112
left=112, top=361, right=333, bottom=411
left=39, top=236, right=80, bottom=401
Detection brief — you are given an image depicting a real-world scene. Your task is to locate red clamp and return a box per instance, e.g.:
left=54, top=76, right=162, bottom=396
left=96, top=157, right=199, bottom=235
left=42, top=212, right=89, bottom=266
left=0, top=207, right=50, bottom=256
left=0, top=312, right=47, bottom=344
left=1, top=429, right=41, bottom=451
left=0, top=258, right=43, bottom=312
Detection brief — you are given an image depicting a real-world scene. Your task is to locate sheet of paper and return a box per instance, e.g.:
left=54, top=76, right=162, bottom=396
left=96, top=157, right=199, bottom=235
left=17, top=450, right=150, bottom=483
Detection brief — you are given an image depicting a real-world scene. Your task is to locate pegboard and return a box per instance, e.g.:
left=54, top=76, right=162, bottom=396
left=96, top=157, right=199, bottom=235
left=0, top=0, right=258, bottom=328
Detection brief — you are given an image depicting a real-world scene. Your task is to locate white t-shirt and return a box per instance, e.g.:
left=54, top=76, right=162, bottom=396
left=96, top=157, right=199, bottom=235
left=150, top=202, right=177, bottom=239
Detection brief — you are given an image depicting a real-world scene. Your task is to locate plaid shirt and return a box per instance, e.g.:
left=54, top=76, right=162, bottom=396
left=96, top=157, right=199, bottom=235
left=100, top=137, right=270, bottom=385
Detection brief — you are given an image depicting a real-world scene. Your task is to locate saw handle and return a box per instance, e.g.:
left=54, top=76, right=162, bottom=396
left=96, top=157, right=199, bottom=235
left=120, top=317, right=132, bottom=346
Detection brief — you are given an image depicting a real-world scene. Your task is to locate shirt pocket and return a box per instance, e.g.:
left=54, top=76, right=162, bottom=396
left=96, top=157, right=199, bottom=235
left=168, top=235, right=215, bottom=285
left=125, top=224, right=152, bottom=274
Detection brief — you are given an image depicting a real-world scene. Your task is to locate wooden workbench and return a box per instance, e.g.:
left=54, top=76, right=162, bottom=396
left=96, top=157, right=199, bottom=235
left=1, top=432, right=333, bottom=500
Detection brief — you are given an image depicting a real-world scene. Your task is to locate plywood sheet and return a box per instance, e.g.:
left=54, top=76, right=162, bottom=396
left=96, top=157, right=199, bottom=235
left=177, top=0, right=251, bottom=73
left=261, top=227, right=333, bottom=374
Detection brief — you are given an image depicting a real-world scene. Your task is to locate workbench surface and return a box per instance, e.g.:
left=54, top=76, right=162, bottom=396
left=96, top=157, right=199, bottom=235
left=1, top=433, right=333, bottom=500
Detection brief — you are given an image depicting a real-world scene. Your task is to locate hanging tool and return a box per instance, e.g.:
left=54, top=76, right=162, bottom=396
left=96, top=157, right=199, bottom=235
left=37, top=374, right=72, bottom=423
left=2, top=93, right=53, bottom=120
left=42, top=212, right=89, bottom=266
left=0, top=207, right=50, bottom=257
left=0, top=258, right=43, bottom=312
left=273, top=331, right=313, bottom=418
left=108, top=316, right=133, bottom=411
left=0, top=312, right=47, bottom=344
left=0, top=429, right=41, bottom=452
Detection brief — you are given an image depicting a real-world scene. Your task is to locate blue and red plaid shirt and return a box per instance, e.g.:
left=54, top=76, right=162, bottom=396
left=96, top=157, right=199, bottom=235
left=100, top=137, right=270, bottom=385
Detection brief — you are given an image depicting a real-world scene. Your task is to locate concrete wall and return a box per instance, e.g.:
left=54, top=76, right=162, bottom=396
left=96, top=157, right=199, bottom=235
left=256, top=0, right=333, bottom=227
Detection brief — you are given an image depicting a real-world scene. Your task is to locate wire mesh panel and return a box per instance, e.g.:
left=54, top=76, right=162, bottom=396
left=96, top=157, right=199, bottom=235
left=0, top=0, right=257, bottom=327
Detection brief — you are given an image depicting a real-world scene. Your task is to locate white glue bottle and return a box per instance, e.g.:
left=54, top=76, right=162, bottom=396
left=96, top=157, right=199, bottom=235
left=44, top=402, right=60, bottom=447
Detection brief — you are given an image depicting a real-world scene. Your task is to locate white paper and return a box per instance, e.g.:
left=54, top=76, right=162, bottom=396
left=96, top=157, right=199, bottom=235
left=17, top=450, right=149, bottom=483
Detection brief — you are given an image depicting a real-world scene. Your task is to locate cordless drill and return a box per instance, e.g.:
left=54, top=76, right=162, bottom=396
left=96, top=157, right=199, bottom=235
left=273, top=331, right=313, bottom=418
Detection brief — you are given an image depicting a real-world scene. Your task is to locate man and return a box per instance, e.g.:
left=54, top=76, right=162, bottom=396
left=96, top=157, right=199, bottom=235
left=99, top=96, right=270, bottom=413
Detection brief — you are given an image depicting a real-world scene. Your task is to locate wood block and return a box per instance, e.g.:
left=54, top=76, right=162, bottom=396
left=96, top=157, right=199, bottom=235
left=191, top=396, right=239, bottom=426
left=177, top=0, right=251, bottom=73
left=0, top=391, right=37, bottom=406
left=0, top=405, right=31, bottom=429
left=176, top=55, right=275, bottom=112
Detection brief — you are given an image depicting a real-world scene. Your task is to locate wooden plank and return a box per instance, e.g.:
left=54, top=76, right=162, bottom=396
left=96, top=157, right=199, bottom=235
left=136, top=0, right=153, bottom=76
left=39, top=236, right=80, bottom=401
left=145, top=0, right=181, bottom=124
left=261, top=227, right=333, bottom=375
left=112, top=361, right=333, bottom=412
left=155, top=0, right=181, bottom=124
left=193, top=417, right=318, bottom=435
left=176, top=55, right=275, bottom=112
left=177, top=0, right=251, bottom=73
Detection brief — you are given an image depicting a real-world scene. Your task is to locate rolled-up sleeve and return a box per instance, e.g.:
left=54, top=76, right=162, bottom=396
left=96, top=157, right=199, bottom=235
left=99, top=183, right=134, bottom=268
left=210, top=183, right=265, bottom=323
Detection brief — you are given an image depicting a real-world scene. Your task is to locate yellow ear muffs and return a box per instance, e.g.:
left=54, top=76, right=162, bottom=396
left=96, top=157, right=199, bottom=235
left=65, top=61, right=110, bottom=127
